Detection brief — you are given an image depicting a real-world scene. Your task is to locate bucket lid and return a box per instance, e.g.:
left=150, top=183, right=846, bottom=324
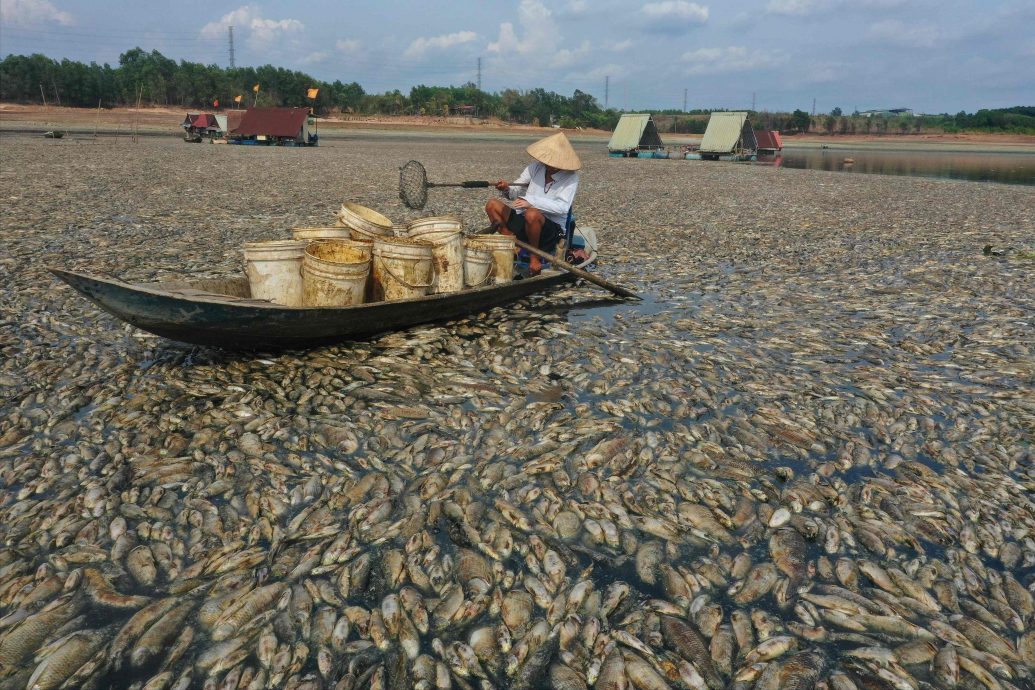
left=243, top=239, right=307, bottom=250
left=407, top=215, right=462, bottom=230
left=337, top=202, right=392, bottom=229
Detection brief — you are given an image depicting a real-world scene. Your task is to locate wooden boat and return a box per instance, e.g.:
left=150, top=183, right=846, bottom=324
left=49, top=254, right=596, bottom=349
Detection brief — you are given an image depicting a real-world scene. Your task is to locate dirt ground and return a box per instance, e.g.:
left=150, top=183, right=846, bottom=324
left=3, top=103, right=1034, bottom=150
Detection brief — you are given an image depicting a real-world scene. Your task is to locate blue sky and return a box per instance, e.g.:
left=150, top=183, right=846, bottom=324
left=1, top=0, right=1033, bottom=114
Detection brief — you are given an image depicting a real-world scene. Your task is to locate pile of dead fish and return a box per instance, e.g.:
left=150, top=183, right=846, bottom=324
left=1, top=325, right=1033, bottom=690
left=1, top=136, right=1034, bottom=690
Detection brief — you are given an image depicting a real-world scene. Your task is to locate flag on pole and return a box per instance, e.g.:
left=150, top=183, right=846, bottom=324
left=213, top=99, right=219, bottom=107
left=252, top=84, right=260, bottom=93
left=307, top=87, right=319, bottom=100
left=234, top=95, right=242, bottom=103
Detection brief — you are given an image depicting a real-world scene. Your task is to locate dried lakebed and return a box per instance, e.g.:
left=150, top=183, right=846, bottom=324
left=1, top=134, right=1034, bottom=690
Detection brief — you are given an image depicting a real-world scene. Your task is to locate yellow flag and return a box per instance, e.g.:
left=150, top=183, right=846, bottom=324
left=307, top=87, right=319, bottom=99
left=252, top=84, right=260, bottom=93
left=234, top=95, right=242, bottom=103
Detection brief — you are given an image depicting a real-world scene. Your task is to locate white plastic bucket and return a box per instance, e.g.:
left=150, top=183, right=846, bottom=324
left=302, top=240, right=372, bottom=307
left=463, top=239, right=493, bottom=288
left=408, top=216, right=464, bottom=294
left=292, top=226, right=351, bottom=243
left=467, top=233, right=516, bottom=283
left=242, top=240, right=306, bottom=306
left=372, top=236, right=433, bottom=302
left=336, top=203, right=392, bottom=239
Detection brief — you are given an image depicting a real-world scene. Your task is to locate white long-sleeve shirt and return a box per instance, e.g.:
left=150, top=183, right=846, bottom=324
left=505, top=162, right=579, bottom=228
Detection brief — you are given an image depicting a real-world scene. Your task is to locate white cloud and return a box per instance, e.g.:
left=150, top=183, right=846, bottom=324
left=612, top=39, right=634, bottom=52
left=0, top=0, right=73, bottom=26
left=567, top=62, right=628, bottom=83
left=765, top=0, right=831, bottom=16
left=642, top=1, right=708, bottom=23
left=200, top=5, right=303, bottom=49
left=300, top=52, right=328, bottom=65
left=404, top=31, right=477, bottom=60
left=682, top=46, right=788, bottom=75
left=868, top=19, right=938, bottom=48
left=488, top=0, right=561, bottom=60
left=250, top=17, right=304, bottom=44
left=336, top=39, right=361, bottom=55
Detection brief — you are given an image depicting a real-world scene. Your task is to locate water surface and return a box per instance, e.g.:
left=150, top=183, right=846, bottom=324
left=760, top=148, right=1035, bottom=185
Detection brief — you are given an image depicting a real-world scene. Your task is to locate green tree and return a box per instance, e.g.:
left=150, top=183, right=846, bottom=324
left=790, top=109, right=811, bottom=133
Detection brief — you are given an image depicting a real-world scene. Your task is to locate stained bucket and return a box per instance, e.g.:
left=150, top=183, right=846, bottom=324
left=463, top=239, right=493, bottom=288
left=467, top=233, right=516, bottom=283
left=337, top=202, right=392, bottom=240
left=292, top=226, right=351, bottom=243
left=407, top=216, right=464, bottom=294
left=371, top=236, right=433, bottom=302
left=242, top=239, right=306, bottom=306
left=302, top=240, right=372, bottom=307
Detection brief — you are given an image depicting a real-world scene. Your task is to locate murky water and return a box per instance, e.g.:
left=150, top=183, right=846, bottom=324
left=756, top=148, right=1035, bottom=185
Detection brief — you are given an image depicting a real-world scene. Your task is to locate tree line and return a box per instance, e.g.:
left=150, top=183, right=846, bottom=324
left=0, top=48, right=619, bottom=129
left=1, top=48, right=1031, bottom=134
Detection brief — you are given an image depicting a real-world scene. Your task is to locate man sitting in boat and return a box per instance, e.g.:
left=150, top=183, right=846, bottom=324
left=485, top=132, right=581, bottom=276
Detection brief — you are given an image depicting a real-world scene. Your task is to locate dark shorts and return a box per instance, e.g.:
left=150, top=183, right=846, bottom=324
left=506, top=211, right=563, bottom=255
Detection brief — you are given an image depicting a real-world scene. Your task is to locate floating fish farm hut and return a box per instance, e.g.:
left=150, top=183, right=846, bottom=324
left=608, top=114, right=665, bottom=157
left=229, top=107, right=318, bottom=146
left=695, top=111, right=757, bottom=161
left=181, top=113, right=221, bottom=142
left=754, top=129, right=783, bottom=154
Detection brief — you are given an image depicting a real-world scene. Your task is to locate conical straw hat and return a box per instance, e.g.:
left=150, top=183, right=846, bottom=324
left=526, top=132, right=581, bottom=171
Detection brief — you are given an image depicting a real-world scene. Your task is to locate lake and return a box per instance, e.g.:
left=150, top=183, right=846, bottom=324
left=758, top=147, right=1035, bottom=185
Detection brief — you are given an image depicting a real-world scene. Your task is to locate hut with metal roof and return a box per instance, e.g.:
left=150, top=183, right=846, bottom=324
left=182, top=112, right=221, bottom=142
left=608, top=114, right=664, bottom=156
left=229, top=107, right=317, bottom=146
left=754, top=129, right=783, bottom=154
left=699, top=112, right=757, bottom=160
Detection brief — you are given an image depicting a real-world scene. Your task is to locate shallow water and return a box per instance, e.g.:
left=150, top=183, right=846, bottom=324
left=760, top=148, right=1035, bottom=185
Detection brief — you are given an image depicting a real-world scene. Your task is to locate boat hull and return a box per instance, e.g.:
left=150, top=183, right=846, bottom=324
left=50, top=264, right=587, bottom=349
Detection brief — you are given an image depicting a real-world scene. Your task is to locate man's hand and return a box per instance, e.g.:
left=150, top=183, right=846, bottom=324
left=513, top=197, right=531, bottom=210
left=494, top=179, right=509, bottom=191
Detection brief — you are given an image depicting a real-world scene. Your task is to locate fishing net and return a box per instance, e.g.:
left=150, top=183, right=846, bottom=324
left=399, top=160, right=428, bottom=210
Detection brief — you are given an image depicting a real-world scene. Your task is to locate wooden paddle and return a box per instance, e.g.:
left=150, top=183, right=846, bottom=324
left=472, top=225, right=641, bottom=300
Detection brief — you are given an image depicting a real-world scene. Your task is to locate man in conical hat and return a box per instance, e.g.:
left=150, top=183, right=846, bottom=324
left=485, top=131, right=581, bottom=276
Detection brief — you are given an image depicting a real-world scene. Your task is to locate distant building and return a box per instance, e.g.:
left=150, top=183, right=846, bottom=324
left=182, top=112, right=221, bottom=142
left=699, top=112, right=757, bottom=160
left=754, top=129, right=783, bottom=153
left=608, top=114, right=664, bottom=155
left=450, top=104, right=479, bottom=117
left=229, top=107, right=317, bottom=146
left=860, top=108, right=913, bottom=117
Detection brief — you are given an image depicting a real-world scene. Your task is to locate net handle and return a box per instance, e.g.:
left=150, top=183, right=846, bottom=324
left=399, top=159, right=529, bottom=210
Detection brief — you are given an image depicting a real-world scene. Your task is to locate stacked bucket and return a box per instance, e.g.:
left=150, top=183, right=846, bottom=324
left=241, top=203, right=516, bottom=307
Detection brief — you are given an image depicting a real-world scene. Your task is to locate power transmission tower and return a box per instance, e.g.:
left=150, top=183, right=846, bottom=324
left=477, top=57, right=481, bottom=90
left=604, top=76, right=609, bottom=109
left=228, top=26, right=235, bottom=68
left=683, top=88, right=687, bottom=112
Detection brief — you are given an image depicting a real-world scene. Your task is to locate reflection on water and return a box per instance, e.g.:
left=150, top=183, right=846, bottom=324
left=755, top=149, right=1035, bottom=185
